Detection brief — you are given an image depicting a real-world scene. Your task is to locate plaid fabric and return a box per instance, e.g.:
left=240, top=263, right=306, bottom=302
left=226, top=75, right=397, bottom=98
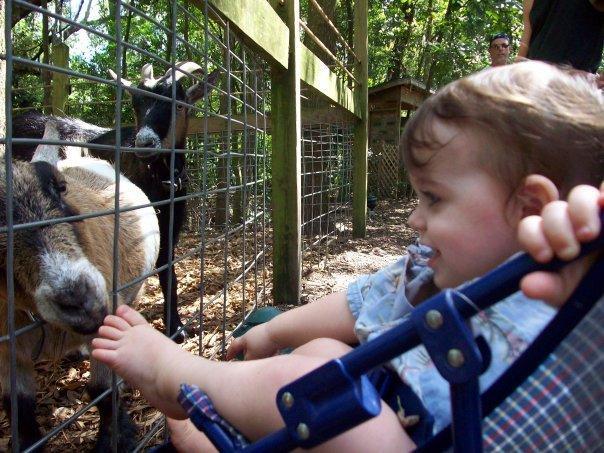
left=178, top=383, right=249, bottom=449
left=483, top=297, right=604, bottom=452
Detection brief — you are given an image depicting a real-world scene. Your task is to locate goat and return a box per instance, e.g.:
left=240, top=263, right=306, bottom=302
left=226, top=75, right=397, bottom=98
left=12, top=61, right=219, bottom=342
left=0, top=122, right=160, bottom=451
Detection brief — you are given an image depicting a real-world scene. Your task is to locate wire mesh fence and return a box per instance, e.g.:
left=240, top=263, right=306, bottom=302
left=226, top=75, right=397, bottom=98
left=1, top=0, right=359, bottom=450
left=301, top=122, right=353, bottom=273
left=1, top=1, right=273, bottom=451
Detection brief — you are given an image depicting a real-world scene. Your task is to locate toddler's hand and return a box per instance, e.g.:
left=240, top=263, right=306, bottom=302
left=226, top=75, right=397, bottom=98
left=226, top=323, right=281, bottom=361
left=518, top=183, right=603, bottom=307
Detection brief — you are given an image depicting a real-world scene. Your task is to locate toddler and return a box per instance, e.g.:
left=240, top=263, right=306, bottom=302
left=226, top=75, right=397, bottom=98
left=92, top=61, right=603, bottom=451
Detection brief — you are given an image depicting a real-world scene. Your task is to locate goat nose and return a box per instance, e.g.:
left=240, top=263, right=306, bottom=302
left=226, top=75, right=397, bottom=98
left=54, top=275, right=108, bottom=334
left=135, top=136, right=155, bottom=148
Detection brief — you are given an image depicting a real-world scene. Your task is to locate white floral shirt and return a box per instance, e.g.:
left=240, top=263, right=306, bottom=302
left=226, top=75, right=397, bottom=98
left=347, top=244, right=556, bottom=433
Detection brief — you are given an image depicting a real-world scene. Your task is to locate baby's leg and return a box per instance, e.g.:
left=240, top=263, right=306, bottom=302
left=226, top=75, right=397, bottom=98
left=92, top=306, right=413, bottom=451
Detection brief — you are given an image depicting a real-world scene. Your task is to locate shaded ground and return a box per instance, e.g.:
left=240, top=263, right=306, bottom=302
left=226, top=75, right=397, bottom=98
left=301, top=199, right=417, bottom=302
left=0, top=198, right=417, bottom=451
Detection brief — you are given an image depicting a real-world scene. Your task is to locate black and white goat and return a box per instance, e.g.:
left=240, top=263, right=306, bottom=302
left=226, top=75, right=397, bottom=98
left=0, top=122, right=160, bottom=450
left=12, top=61, right=219, bottom=341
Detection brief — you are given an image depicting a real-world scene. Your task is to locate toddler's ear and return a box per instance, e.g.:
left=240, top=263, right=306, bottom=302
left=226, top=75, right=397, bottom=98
left=515, top=175, right=559, bottom=218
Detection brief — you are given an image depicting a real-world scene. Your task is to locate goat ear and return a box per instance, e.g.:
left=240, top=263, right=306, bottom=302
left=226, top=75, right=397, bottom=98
left=186, top=69, right=221, bottom=105
left=31, top=121, right=61, bottom=167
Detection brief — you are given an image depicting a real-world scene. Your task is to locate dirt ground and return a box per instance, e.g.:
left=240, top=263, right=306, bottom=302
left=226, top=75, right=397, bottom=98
left=0, top=198, right=417, bottom=451
left=301, top=199, right=417, bottom=302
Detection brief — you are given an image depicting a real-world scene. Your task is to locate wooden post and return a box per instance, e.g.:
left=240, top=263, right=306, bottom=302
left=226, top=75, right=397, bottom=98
left=352, top=0, right=368, bottom=238
left=271, top=0, right=301, bottom=305
left=51, top=42, right=69, bottom=116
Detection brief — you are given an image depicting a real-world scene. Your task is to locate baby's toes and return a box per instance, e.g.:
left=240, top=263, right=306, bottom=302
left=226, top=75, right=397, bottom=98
left=117, top=305, right=150, bottom=327
left=103, top=314, right=132, bottom=331
left=98, top=325, right=126, bottom=341
left=90, top=347, right=119, bottom=368
left=91, top=337, right=120, bottom=351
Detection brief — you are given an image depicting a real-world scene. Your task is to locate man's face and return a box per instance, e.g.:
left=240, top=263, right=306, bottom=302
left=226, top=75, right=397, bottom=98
left=489, top=38, right=510, bottom=66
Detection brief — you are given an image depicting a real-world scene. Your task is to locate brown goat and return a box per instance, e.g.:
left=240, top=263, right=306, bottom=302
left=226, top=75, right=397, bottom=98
left=0, top=123, right=159, bottom=451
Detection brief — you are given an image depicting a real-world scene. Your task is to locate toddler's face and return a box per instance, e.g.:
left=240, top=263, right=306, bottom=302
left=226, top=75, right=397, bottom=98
left=407, top=122, right=521, bottom=288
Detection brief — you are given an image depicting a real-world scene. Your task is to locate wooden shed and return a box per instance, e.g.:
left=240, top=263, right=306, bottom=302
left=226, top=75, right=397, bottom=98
left=368, top=78, right=431, bottom=199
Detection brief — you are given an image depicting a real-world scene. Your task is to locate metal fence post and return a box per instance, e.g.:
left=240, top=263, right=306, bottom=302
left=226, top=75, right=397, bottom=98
left=352, top=0, right=368, bottom=238
left=271, top=0, right=302, bottom=304
left=0, top=0, right=4, bottom=156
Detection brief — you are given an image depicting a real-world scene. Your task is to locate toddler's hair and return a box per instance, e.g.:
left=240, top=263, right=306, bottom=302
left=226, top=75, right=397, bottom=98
left=401, top=61, right=604, bottom=198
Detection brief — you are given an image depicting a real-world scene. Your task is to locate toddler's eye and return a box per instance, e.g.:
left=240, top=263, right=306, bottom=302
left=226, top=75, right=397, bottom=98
left=422, top=191, right=439, bottom=206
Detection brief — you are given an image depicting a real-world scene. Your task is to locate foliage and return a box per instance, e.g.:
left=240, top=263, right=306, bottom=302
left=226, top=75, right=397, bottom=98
left=11, top=1, right=227, bottom=125
left=11, top=0, right=598, bottom=120
left=368, top=0, right=524, bottom=90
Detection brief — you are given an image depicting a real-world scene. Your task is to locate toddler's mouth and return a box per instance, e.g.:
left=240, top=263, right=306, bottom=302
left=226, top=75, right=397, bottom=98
left=428, top=250, right=440, bottom=267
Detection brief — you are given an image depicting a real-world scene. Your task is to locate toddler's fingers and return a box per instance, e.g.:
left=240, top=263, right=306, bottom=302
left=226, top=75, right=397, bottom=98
left=567, top=185, right=601, bottom=241
left=518, top=215, right=552, bottom=262
left=541, top=201, right=579, bottom=260
left=520, top=271, right=565, bottom=305
left=226, top=338, right=244, bottom=361
left=521, top=257, right=595, bottom=307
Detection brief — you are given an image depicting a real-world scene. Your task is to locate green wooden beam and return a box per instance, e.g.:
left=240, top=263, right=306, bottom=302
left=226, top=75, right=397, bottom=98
left=299, top=45, right=360, bottom=119
left=352, top=0, right=368, bottom=238
left=204, top=0, right=360, bottom=118
left=205, top=0, right=289, bottom=69
left=271, top=0, right=301, bottom=305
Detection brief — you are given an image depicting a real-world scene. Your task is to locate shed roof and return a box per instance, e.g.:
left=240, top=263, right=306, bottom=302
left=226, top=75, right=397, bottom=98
left=369, top=77, right=431, bottom=111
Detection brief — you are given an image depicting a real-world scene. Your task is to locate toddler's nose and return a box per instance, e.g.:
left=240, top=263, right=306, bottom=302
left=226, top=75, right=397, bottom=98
left=408, top=208, right=425, bottom=232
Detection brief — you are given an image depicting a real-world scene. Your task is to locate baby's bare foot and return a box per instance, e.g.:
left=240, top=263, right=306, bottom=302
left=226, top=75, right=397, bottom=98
left=91, top=305, right=189, bottom=418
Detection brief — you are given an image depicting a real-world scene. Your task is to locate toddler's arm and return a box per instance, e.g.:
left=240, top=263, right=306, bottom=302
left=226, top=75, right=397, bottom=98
left=519, top=183, right=603, bottom=308
left=227, top=291, right=358, bottom=360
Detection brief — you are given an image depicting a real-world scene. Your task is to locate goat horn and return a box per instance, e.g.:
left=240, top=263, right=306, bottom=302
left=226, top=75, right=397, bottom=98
left=161, top=61, right=204, bottom=84
left=31, top=121, right=61, bottom=167
left=140, top=63, right=155, bottom=85
left=107, top=69, right=134, bottom=89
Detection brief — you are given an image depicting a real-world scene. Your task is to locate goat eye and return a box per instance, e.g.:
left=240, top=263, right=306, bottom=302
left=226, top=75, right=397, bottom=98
left=176, top=104, right=185, bottom=111
left=56, top=181, right=67, bottom=193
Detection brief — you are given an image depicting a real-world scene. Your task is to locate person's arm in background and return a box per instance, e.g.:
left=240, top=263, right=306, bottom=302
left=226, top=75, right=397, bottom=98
left=590, top=0, right=604, bottom=12
left=226, top=291, right=358, bottom=360
left=516, top=0, right=534, bottom=60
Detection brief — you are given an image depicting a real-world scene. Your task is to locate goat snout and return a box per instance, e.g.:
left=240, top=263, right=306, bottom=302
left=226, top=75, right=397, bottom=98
left=35, top=253, right=109, bottom=334
left=52, top=275, right=109, bottom=334
left=134, top=126, right=161, bottom=158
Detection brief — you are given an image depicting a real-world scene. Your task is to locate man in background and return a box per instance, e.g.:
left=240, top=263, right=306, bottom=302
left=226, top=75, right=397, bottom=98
left=488, top=33, right=511, bottom=67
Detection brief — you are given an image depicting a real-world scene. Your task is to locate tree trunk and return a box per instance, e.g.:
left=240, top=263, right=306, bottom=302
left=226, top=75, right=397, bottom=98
left=41, top=0, right=51, bottom=114
left=122, top=8, right=133, bottom=77
left=424, top=0, right=455, bottom=91
left=415, top=0, right=434, bottom=80
left=385, top=3, right=415, bottom=80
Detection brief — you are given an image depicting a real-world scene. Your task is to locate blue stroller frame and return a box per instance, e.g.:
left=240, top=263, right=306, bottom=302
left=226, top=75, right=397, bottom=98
left=180, top=213, right=604, bottom=453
